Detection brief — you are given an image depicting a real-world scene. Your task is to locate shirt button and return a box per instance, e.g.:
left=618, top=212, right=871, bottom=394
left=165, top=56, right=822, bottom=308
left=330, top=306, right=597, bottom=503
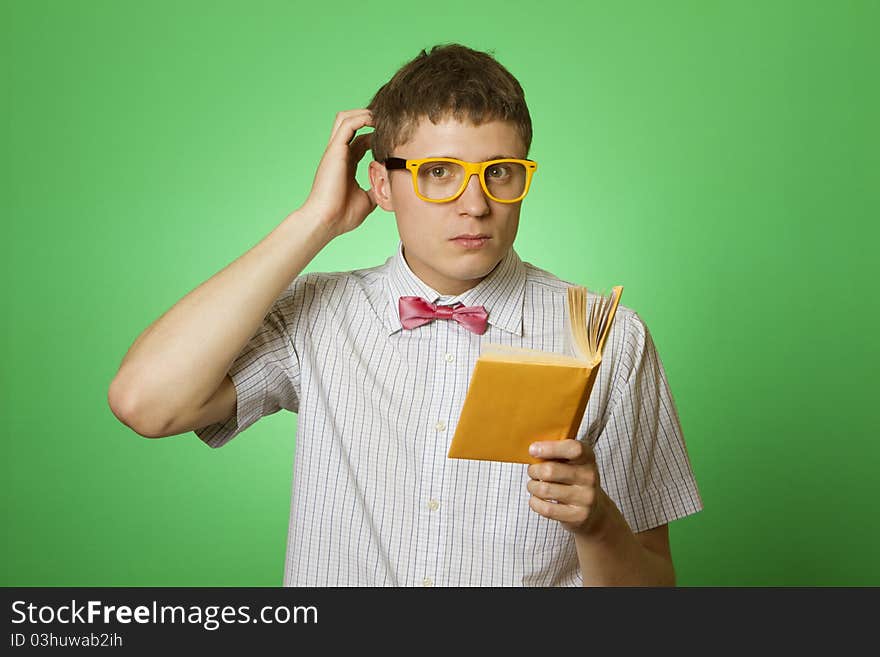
left=427, top=498, right=440, bottom=511
left=435, top=421, right=446, bottom=432
left=422, top=577, right=433, bottom=587
left=444, top=353, right=454, bottom=363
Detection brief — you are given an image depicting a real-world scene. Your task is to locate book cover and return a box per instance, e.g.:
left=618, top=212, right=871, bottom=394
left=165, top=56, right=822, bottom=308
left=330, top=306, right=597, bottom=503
left=447, top=284, right=623, bottom=464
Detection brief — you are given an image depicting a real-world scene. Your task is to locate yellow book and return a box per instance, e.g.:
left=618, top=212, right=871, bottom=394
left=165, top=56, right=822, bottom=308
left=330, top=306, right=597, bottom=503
left=447, top=284, right=623, bottom=464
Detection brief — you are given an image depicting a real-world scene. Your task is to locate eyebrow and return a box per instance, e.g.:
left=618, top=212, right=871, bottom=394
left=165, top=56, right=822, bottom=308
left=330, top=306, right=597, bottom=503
left=427, top=154, right=516, bottom=160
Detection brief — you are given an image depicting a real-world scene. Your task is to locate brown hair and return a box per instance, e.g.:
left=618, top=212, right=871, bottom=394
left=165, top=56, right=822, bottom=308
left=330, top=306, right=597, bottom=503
left=366, top=43, right=533, bottom=163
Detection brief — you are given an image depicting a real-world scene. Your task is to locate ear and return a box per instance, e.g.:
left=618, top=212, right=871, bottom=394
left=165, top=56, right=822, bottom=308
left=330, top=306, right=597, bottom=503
left=368, top=160, right=395, bottom=212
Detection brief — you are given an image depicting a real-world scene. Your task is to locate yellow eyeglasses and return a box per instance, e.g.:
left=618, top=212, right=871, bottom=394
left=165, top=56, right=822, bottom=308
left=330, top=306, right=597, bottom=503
left=384, top=157, right=538, bottom=203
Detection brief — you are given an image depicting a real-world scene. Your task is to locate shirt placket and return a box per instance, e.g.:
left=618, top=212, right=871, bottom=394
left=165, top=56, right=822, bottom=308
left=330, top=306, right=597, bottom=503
left=415, top=312, right=459, bottom=588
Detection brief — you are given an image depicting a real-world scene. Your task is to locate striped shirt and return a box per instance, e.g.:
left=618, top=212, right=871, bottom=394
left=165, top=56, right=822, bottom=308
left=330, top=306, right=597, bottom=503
left=195, top=241, right=703, bottom=586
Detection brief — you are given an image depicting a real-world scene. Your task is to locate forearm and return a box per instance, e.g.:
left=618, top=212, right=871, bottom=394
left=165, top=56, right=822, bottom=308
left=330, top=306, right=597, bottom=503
left=108, top=207, right=334, bottom=435
left=574, top=490, right=675, bottom=586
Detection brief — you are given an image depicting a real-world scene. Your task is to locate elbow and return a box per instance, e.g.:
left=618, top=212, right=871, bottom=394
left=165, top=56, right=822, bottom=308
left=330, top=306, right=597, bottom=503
left=107, top=378, right=169, bottom=439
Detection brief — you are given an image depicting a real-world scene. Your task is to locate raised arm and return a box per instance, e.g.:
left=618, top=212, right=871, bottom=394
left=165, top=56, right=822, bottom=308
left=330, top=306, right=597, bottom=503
left=108, top=109, right=377, bottom=438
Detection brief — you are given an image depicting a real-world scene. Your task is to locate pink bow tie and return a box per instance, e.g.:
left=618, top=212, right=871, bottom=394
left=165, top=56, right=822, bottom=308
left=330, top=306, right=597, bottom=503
left=398, top=296, right=489, bottom=335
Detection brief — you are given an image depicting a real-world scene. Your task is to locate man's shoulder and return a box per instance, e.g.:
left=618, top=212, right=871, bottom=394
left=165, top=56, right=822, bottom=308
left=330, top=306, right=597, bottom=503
left=277, top=261, right=391, bottom=329
left=520, top=259, right=638, bottom=324
left=521, top=260, right=573, bottom=292
left=292, top=260, right=389, bottom=296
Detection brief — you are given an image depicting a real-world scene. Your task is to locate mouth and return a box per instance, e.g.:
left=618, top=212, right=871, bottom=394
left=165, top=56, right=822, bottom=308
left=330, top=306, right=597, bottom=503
left=450, top=234, right=491, bottom=249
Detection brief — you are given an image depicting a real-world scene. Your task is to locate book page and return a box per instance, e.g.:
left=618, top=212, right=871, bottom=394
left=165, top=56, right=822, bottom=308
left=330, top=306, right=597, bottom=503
left=596, top=286, right=623, bottom=355
left=567, top=285, right=623, bottom=364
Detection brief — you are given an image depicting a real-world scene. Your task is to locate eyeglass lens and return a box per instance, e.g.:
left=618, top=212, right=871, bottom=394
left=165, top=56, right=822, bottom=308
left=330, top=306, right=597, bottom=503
left=416, top=160, right=527, bottom=201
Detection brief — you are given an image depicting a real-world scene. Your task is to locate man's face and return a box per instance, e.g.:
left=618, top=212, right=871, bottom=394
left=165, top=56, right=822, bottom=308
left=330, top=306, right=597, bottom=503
left=369, top=116, right=528, bottom=296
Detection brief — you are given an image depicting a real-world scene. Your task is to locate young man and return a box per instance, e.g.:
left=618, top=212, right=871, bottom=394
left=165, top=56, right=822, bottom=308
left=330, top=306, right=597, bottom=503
left=108, top=44, right=702, bottom=586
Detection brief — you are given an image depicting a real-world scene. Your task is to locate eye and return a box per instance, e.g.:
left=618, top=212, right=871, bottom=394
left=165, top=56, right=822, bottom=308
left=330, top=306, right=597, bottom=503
left=487, top=164, right=510, bottom=178
left=430, top=166, right=449, bottom=178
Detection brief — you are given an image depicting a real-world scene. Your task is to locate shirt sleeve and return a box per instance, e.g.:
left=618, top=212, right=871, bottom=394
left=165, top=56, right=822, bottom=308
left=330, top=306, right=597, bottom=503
left=592, top=309, right=704, bottom=533
left=194, top=275, right=308, bottom=449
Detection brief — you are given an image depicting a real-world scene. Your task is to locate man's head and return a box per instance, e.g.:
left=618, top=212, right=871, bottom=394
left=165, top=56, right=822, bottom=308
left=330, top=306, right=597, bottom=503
left=367, top=44, right=534, bottom=296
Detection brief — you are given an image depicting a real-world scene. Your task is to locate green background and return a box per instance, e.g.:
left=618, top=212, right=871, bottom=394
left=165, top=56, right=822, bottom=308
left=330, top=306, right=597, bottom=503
left=2, top=0, right=877, bottom=586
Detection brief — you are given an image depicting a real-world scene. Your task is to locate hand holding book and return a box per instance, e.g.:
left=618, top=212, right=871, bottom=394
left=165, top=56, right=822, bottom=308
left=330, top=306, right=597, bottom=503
left=447, top=285, right=623, bottom=464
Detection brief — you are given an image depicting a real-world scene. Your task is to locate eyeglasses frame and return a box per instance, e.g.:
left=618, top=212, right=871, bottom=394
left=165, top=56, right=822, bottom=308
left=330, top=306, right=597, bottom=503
left=383, top=156, right=538, bottom=204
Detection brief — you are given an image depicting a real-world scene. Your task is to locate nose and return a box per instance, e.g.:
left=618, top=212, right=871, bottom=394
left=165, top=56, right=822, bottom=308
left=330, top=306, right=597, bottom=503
left=456, top=172, right=490, bottom=216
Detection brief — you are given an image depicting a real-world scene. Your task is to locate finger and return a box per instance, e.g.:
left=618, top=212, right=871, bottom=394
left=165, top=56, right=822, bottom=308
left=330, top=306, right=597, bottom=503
left=330, top=109, right=370, bottom=136
left=529, top=439, right=593, bottom=464
left=527, top=461, right=596, bottom=486
left=529, top=497, right=591, bottom=525
left=329, top=109, right=373, bottom=145
left=527, top=479, right=595, bottom=507
left=331, top=115, right=374, bottom=150
left=348, top=132, right=373, bottom=167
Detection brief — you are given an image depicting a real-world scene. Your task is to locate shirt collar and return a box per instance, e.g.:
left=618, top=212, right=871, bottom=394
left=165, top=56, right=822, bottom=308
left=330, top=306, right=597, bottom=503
left=381, top=240, right=526, bottom=336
